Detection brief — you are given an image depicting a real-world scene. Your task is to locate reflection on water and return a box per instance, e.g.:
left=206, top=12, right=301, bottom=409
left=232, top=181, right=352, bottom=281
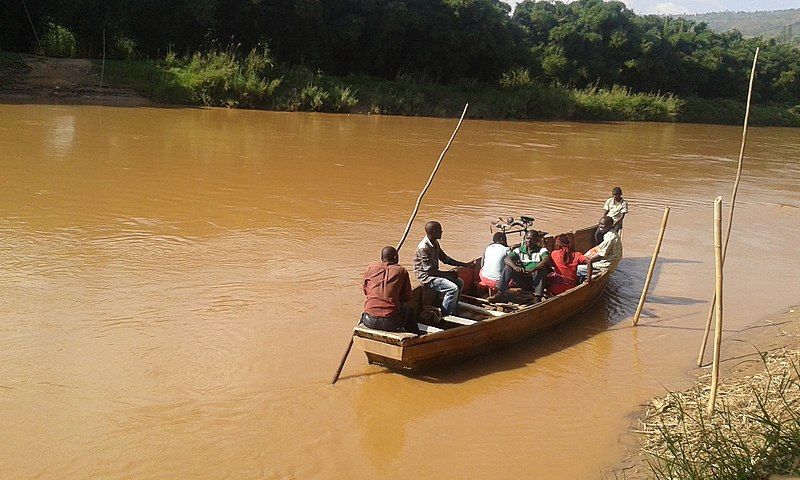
left=1, top=104, right=799, bottom=479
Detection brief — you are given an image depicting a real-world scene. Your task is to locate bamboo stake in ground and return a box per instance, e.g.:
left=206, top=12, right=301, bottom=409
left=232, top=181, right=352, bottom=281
left=632, top=207, right=670, bottom=326
left=707, top=196, right=724, bottom=415
left=697, top=48, right=759, bottom=366
left=331, top=104, right=470, bottom=385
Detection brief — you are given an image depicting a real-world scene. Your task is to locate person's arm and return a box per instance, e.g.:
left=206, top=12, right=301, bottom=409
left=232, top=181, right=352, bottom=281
left=530, top=253, right=551, bottom=273
left=362, top=268, right=370, bottom=295
left=614, top=212, right=626, bottom=228
left=585, top=257, right=594, bottom=283
left=400, top=271, right=412, bottom=303
left=504, top=250, right=524, bottom=273
left=440, top=247, right=469, bottom=268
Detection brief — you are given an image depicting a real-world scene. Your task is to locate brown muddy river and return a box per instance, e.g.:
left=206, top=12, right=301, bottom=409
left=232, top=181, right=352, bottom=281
left=1, top=104, right=799, bottom=479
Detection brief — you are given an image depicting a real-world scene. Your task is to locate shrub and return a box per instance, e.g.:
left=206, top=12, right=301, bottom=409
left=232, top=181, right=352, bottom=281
left=499, top=66, right=533, bottom=89
left=327, top=85, right=358, bottom=112
left=39, top=21, right=77, bottom=58
left=110, top=35, right=137, bottom=60
left=299, top=84, right=329, bottom=111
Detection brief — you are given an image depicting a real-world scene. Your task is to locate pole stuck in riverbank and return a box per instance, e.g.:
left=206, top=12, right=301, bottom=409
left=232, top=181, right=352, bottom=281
left=697, top=47, right=760, bottom=366
left=331, top=103, right=470, bottom=385
left=632, top=207, right=670, bottom=326
left=707, top=196, right=724, bottom=415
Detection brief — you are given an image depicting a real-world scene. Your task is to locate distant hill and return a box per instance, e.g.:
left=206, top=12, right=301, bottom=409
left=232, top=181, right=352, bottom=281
left=675, top=9, right=800, bottom=44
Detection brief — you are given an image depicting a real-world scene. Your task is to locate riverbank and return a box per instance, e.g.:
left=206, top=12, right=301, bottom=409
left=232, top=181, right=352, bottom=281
left=2, top=51, right=798, bottom=126
left=616, top=305, right=800, bottom=479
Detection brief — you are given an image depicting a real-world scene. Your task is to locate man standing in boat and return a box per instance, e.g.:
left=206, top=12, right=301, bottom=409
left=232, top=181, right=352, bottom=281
left=413, top=221, right=473, bottom=316
left=492, top=230, right=550, bottom=304
left=362, top=246, right=420, bottom=334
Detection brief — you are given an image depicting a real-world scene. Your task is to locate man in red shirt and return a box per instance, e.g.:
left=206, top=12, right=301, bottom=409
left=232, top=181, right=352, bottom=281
left=362, top=246, right=420, bottom=334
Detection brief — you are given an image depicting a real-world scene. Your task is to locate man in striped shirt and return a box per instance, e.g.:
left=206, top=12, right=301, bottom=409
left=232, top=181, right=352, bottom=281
left=412, top=221, right=472, bottom=316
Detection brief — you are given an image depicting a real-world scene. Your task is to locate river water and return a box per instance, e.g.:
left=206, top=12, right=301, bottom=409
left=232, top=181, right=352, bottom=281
left=1, top=104, right=799, bottom=479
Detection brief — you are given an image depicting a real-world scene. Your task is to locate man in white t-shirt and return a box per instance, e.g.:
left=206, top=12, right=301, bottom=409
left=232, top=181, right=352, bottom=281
left=479, top=232, right=509, bottom=290
left=603, top=186, right=628, bottom=233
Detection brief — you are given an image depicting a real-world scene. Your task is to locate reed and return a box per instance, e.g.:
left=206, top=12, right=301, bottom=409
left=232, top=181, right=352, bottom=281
left=637, top=349, right=800, bottom=479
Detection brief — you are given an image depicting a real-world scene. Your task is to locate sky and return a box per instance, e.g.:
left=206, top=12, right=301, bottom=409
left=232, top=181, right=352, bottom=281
left=504, top=0, right=800, bottom=15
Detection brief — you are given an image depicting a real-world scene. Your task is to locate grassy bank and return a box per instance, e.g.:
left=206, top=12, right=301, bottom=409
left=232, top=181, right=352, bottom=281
left=92, top=47, right=797, bottom=126
left=635, top=348, right=800, bottom=479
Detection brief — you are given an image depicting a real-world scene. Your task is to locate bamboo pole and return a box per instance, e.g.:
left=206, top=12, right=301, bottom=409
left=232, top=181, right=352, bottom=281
left=697, top=47, right=759, bottom=366
left=331, top=104, right=470, bottom=385
left=100, top=28, right=106, bottom=88
left=707, top=196, right=724, bottom=415
left=632, top=207, right=670, bottom=326
left=396, top=103, right=470, bottom=252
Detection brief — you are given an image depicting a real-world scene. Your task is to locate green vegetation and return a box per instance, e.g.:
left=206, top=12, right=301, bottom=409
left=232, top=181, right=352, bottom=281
left=639, top=350, right=800, bottom=479
left=2, top=0, right=800, bottom=125
left=39, top=21, right=77, bottom=58
left=677, top=9, right=800, bottom=45
left=0, top=51, right=26, bottom=70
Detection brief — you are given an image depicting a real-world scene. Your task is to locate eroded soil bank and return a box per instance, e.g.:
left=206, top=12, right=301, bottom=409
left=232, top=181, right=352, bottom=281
left=0, top=54, right=149, bottom=106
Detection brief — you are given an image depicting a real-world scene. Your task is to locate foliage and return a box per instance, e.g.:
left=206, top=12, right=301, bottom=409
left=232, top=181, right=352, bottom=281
left=640, top=350, right=800, bottom=479
left=0, top=51, right=26, bottom=70
left=39, top=21, right=77, bottom=58
left=499, top=66, right=533, bottom=89
left=110, top=35, right=137, bottom=60
left=3, top=0, right=800, bottom=112
left=677, top=9, right=800, bottom=45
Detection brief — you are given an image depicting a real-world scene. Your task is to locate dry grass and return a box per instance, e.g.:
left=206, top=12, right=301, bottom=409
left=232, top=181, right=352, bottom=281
left=634, top=349, right=800, bottom=479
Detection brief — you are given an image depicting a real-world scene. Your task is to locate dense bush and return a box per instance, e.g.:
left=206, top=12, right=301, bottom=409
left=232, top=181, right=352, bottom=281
left=39, top=21, right=76, bottom=58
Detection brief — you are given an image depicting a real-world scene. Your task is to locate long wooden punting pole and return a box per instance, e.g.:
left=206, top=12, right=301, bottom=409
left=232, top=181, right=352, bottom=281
left=632, top=207, right=670, bottom=326
left=331, top=104, right=470, bottom=385
left=707, top=196, right=724, bottom=415
left=697, top=47, right=760, bottom=366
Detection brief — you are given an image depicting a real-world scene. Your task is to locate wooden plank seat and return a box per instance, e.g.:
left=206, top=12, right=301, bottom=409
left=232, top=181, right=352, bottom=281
left=443, top=315, right=478, bottom=326
left=354, top=323, right=443, bottom=346
left=354, top=324, right=418, bottom=346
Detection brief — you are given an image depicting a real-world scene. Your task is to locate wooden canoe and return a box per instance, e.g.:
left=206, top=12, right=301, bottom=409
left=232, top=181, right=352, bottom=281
left=353, top=224, right=617, bottom=372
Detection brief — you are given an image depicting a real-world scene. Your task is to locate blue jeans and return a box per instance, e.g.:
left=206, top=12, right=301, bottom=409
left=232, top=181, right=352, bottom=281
left=427, top=276, right=464, bottom=316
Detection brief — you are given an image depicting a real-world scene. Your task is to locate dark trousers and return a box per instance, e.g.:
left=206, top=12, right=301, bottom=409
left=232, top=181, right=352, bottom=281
left=361, top=305, right=420, bottom=334
left=498, top=266, right=545, bottom=297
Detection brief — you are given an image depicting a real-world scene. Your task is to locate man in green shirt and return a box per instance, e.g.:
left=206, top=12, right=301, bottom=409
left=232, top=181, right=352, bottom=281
left=493, top=230, right=551, bottom=303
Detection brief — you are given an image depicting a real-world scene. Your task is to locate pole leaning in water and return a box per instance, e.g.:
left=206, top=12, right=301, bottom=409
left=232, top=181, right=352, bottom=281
left=632, top=207, right=670, bottom=326
left=707, top=196, right=724, bottom=415
left=331, top=104, right=470, bottom=385
left=697, top=47, right=759, bottom=367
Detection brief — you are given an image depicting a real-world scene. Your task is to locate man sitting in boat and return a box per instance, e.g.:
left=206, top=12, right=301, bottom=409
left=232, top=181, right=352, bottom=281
left=413, top=221, right=473, bottom=316
left=492, top=230, right=550, bottom=304
left=479, top=232, right=509, bottom=291
left=547, top=234, right=594, bottom=295
left=579, top=216, right=623, bottom=278
left=362, top=246, right=420, bottom=335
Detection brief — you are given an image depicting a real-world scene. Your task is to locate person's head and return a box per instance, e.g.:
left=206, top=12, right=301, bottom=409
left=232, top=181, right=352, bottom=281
left=598, top=216, right=614, bottom=233
left=424, top=221, right=442, bottom=240
left=524, top=230, right=541, bottom=248
left=612, top=186, right=623, bottom=200
left=555, top=234, right=573, bottom=250
left=381, top=246, right=399, bottom=264
left=492, top=232, right=507, bottom=246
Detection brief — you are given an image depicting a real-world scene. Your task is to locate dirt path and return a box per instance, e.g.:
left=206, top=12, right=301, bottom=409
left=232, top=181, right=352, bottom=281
left=0, top=54, right=150, bottom=106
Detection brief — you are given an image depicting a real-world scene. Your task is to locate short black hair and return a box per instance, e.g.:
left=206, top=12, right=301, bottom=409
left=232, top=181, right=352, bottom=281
left=612, top=186, right=622, bottom=195
left=492, top=232, right=507, bottom=244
